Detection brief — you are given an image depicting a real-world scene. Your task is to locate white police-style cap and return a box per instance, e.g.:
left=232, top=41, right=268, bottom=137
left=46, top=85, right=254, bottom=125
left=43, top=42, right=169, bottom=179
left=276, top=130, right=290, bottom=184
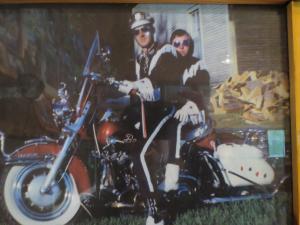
left=129, top=12, right=154, bottom=30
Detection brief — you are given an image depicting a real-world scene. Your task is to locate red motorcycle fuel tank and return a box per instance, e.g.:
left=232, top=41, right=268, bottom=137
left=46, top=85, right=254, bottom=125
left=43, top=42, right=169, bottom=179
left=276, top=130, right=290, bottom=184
left=96, top=121, right=120, bottom=145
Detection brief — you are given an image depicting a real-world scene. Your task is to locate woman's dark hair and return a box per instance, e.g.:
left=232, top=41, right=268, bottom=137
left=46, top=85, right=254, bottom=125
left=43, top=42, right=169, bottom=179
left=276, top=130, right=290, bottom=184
left=170, top=29, right=194, bottom=57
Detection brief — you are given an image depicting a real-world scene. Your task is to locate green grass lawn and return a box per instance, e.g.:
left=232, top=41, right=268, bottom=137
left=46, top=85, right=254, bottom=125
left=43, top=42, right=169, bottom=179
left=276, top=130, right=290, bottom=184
left=74, top=192, right=292, bottom=225
left=0, top=192, right=292, bottom=225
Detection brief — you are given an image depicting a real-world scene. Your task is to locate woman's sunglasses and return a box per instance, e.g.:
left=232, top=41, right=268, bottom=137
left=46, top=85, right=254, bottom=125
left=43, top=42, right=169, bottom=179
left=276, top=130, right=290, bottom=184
left=132, top=26, right=152, bottom=36
left=173, top=39, right=190, bottom=48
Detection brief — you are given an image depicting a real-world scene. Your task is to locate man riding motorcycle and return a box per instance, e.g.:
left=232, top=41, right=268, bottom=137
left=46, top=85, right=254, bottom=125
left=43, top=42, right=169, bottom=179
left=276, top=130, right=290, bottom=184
left=117, top=12, right=209, bottom=225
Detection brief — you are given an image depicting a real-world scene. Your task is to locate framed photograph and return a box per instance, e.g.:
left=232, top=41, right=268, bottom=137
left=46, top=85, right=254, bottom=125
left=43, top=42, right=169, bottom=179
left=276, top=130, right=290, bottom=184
left=0, top=1, right=298, bottom=225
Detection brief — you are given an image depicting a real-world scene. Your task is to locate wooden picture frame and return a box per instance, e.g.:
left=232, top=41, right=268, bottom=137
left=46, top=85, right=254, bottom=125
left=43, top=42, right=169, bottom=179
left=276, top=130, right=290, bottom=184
left=0, top=0, right=298, bottom=224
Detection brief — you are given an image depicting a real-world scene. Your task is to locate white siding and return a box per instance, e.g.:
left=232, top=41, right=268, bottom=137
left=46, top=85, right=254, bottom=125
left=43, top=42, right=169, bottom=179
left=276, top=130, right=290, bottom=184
left=198, top=5, right=233, bottom=84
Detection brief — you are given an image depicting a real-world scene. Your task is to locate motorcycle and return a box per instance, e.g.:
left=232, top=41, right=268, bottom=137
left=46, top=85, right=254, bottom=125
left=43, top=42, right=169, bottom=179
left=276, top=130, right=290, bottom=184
left=0, top=33, right=289, bottom=225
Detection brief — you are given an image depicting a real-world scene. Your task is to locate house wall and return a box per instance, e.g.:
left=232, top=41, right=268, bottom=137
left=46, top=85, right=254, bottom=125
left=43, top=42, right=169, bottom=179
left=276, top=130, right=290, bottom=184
left=229, top=5, right=288, bottom=75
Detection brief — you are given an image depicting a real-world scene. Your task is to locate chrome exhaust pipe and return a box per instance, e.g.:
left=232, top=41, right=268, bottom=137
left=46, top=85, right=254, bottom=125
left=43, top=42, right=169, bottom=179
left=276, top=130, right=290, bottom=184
left=203, top=176, right=290, bottom=205
left=203, top=193, right=274, bottom=204
left=271, top=175, right=290, bottom=195
left=110, top=202, right=135, bottom=208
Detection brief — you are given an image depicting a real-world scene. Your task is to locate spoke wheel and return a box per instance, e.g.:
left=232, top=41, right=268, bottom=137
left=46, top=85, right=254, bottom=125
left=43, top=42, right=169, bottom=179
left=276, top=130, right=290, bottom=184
left=0, top=164, right=81, bottom=225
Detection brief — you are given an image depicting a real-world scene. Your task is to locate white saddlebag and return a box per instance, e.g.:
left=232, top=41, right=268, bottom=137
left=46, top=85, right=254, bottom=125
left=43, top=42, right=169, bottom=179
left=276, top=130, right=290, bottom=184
left=215, top=144, right=275, bottom=187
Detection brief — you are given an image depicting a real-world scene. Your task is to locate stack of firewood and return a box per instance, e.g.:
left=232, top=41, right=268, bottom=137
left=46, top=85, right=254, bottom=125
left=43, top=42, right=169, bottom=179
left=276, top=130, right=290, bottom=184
left=210, top=71, right=289, bottom=123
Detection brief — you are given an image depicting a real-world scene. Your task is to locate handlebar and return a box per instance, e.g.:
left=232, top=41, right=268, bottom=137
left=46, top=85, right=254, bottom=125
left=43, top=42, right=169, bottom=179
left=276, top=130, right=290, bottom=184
left=85, top=72, right=118, bottom=87
left=82, top=72, right=147, bottom=104
left=84, top=72, right=102, bottom=81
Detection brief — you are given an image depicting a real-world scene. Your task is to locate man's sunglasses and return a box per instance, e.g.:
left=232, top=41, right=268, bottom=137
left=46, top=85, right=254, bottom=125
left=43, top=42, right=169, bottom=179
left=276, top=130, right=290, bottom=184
left=132, top=26, right=152, bottom=36
left=173, top=39, right=190, bottom=48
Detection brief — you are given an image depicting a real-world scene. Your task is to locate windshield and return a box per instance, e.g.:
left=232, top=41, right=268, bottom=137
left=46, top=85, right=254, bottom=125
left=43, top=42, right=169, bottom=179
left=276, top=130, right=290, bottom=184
left=82, top=32, right=101, bottom=77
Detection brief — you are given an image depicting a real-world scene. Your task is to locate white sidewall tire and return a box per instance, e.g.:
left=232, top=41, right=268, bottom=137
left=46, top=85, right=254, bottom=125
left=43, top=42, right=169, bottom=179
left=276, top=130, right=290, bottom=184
left=3, top=166, right=81, bottom=225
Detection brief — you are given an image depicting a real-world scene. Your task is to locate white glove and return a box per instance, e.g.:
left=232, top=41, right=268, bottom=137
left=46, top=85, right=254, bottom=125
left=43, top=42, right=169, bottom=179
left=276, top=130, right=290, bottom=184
left=133, top=77, right=155, bottom=101
left=118, top=80, right=134, bottom=95
left=174, top=100, right=205, bottom=125
left=148, top=44, right=177, bottom=75
left=182, top=60, right=207, bottom=85
left=190, top=109, right=205, bottom=125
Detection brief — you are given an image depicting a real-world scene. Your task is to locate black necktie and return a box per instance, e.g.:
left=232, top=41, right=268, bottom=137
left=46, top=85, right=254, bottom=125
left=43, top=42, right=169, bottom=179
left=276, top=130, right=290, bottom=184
left=139, top=54, right=148, bottom=78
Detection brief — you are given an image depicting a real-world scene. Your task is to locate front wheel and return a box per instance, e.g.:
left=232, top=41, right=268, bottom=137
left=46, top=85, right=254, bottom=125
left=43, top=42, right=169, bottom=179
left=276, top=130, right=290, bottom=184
left=0, top=163, right=81, bottom=225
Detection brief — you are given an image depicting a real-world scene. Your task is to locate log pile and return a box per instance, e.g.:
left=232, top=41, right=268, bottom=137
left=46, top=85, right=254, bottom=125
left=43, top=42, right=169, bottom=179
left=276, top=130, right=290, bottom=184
left=210, top=71, right=289, bottom=123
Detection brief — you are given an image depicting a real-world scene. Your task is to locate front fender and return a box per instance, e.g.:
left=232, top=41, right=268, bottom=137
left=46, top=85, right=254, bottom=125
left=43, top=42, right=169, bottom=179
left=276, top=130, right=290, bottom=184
left=6, top=142, right=91, bottom=194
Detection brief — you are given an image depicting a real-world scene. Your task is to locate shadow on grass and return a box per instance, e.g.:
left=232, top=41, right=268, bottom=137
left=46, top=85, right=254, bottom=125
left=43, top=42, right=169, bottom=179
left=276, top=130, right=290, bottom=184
left=73, top=192, right=292, bottom=225
left=0, top=192, right=292, bottom=225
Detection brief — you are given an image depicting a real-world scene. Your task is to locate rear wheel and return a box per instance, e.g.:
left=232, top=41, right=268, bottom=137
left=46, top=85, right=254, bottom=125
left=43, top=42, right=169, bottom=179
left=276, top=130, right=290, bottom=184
left=0, top=163, right=81, bottom=225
